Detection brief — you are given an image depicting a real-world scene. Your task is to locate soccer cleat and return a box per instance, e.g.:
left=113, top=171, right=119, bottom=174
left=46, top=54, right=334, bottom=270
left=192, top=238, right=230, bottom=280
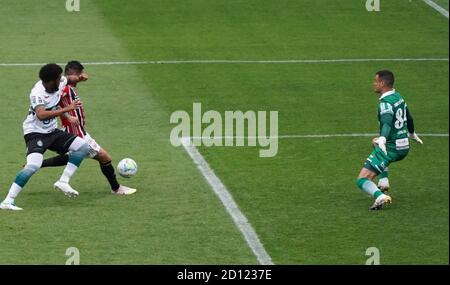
left=369, top=194, right=392, bottom=211
left=112, top=185, right=137, bottom=196
left=377, top=178, right=390, bottom=193
left=54, top=181, right=79, bottom=198
left=0, top=202, right=23, bottom=211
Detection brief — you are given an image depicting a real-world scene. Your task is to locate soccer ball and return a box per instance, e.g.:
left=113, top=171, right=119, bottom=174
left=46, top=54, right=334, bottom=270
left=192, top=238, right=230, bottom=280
left=117, top=158, right=138, bottom=178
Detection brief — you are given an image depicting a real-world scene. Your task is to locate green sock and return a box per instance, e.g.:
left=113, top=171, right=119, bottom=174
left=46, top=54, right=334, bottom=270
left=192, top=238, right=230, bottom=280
left=356, top=178, right=383, bottom=198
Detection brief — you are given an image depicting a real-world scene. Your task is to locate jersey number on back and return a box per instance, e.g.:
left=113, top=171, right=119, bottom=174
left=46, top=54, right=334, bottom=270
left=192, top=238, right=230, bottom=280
left=394, top=106, right=407, bottom=129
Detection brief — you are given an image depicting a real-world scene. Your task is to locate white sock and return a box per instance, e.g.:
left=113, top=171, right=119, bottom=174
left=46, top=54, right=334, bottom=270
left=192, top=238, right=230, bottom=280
left=378, top=177, right=389, bottom=185
left=361, top=180, right=383, bottom=198
left=3, top=183, right=23, bottom=204
left=59, top=163, right=78, bottom=183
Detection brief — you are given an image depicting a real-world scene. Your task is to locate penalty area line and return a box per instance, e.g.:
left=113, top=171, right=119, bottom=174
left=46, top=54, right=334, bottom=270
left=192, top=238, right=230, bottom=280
left=180, top=138, right=274, bottom=265
left=179, top=131, right=447, bottom=263
left=423, top=0, right=449, bottom=19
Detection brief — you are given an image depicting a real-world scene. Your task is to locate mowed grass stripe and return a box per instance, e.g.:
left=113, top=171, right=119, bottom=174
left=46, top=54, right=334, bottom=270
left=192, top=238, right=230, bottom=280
left=0, top=57, right=448, bottom=67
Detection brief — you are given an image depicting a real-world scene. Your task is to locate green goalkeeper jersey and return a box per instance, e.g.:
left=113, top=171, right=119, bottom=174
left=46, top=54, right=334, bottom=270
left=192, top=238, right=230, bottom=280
left=377, top=90, right=410, bottom=152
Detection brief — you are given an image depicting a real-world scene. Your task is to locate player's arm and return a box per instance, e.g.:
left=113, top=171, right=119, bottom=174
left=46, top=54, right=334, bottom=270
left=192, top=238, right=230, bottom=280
left=35, top=99, right=82, bottom=121
left=379, top=113, right=393, bottom=138
left=65, top=73, right=88, bottom=84
left=79, top=72, right=88, bottom=82
left=375, top=112, right=393, bottom=154
left=60, top=112, right=80, bottom=126
left=406, top=105, right=423, bottom=144
left=374, top=102, right=394, bottom=155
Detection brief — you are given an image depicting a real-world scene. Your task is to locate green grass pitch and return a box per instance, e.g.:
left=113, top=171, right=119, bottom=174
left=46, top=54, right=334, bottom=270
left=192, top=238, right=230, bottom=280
left=0, top=0, right=448, bottom=264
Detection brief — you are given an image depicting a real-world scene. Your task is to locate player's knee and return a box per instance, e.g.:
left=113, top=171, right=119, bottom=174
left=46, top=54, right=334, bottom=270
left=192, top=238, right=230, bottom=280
left=99, top=150, right=111, bottom=163
left=79, top=142, right=90, bottom=155
left=26, top=152, right=43, bottom=169
left=69, top=143, right=89, bottom=167
left=69, top=137, right=89, bottom=153
left=24, top=164, right=40, bottom=174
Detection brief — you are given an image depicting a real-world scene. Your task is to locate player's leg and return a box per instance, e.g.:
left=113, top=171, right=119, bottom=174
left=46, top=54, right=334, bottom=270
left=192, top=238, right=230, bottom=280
left=377, top=149, right=408, bottom=193
left=1, top=133, right=48, bottom=210
left=371, top=137, right=390, bottom=192
left=94, top=148, right=119, bottom=191
left=356, top=147, right=392, bottom=210
left=356, top=167, right=383, bottom=197
left=0, top=152, right=44, bottom=210
left=93, top=147, right=137, bottom=195
left=83, top=133, right=136, bottom=195
left=51, top=131, right=89, bottom=197
left=377, top=168, right=390, bottom=192
left=41, top=154, right=69, bottom=168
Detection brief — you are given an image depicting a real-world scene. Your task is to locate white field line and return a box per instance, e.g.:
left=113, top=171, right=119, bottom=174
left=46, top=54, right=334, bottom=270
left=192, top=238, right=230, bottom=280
left=423, top=0, right=449, bottom=19
left=180, top=132, right=447, bottom=263
left=189, top=133, right=449, bottom=139
left=0, top=58, right=448, bottom=67
left=180, top=137, right=274, bottom=265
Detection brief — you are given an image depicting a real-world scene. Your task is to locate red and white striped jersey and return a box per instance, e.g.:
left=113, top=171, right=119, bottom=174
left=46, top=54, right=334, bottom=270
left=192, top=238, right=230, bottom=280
left=59, top=85, right=87, bottom=138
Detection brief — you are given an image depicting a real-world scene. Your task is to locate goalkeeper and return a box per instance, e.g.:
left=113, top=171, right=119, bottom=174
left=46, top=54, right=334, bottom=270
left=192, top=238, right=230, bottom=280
left=356, top=70, right=423, bottom=210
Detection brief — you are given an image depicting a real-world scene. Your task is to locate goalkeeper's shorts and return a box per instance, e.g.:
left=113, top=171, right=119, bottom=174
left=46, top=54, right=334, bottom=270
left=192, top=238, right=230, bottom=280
left=363, top=146, right=409, bottom=175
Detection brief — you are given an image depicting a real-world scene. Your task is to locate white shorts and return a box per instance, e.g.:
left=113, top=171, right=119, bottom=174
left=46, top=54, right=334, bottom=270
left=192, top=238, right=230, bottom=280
left=83, top=133, right=102, bottom=158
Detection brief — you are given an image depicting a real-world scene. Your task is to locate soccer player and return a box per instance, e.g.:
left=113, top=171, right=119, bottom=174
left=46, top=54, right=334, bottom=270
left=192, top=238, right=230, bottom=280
left=0, top=64, right=90, bottom=211
left=356, top=70, right=423, bottom=210
left=40, top=61, right=136, bottom=195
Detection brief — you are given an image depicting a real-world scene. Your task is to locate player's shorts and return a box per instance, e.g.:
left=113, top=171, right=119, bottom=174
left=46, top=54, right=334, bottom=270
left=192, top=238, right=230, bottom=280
left=83, top=133, right=102, bottom=158
left=363, top=146, right=409, bottom=175
left=24, top=129, right=77, bottom=156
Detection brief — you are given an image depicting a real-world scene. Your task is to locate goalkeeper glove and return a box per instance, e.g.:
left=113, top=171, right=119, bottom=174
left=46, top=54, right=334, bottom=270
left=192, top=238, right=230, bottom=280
left=409, top=132, right=423, bottom=145
left=375, top=136, right=387, bottom=155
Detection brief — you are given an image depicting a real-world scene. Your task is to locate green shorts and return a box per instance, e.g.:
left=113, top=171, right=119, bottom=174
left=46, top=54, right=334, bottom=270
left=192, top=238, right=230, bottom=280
left=363, top=146, right=409, bottom=175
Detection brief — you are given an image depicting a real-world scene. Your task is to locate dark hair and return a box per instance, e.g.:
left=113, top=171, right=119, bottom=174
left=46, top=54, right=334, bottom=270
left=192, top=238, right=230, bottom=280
left=376, top=70, right=395, bottom=87
left=39, top=63, right=63, bottom=83
left=65, top=60, right=84, bottom=75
